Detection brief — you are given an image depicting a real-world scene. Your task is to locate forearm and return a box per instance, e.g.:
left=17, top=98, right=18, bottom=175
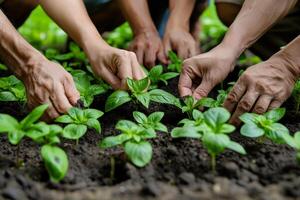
left=271, top=35, right=300, bottom=80
left=117, top=0, right=157, bottom=35
left=0, top=11, right=43, bottom=78
left=39, top=0, right=108, bottom=54
left=167, top=0, right=196, bottom=31
left=221, top=0, right=297, bottom=58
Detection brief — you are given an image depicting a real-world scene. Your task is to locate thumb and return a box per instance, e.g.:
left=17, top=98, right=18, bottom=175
left=192, top=78, right=214, bottom=100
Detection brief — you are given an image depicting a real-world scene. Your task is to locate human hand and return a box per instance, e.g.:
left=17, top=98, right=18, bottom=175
left=224, top=57, right=297, bottom=125
left=88, top=45, right=146, bottom=89
left=23, top=58, right=80, bottom=120
left=163, top=27, right=200, bottom=60
left=178, top=45, right=236, bottom=99
left=129, top=31, right=167, bottom=68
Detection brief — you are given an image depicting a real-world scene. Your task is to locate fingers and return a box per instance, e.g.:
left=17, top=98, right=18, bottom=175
left=192, top=78, right=214, bottom=100
left=252, top=95, right=273, bottom=114
left=50, top=84, right=73, bottom=114
left=157, top=47, right=168, bottom=65
left=135, top=47, right=144, bottom=65
left=117, top=54, right=133, bottom=89
left=177, top=46, right=189, bottom=60
left=229, top=88, right=260, bottom=125
left=130, top=52, right=146, bottom=80
left=144, top=46, right=156, bottom=68
left=268, top=99, right=284, bottom=110
left=64, top=75, right=80, bottom=105
left=98, top=66, right=121, bottom=90
left=223, top=82, right=247, bottom=113
left=178, top=63, right=196, bottom=97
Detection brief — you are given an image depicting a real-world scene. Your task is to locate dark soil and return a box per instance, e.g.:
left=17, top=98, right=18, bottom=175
left=1, top=76, right=300, bottom=200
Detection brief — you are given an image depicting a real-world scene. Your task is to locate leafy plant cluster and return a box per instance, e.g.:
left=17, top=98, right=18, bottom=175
left=0, top=105, right=104, bottom=182
left=0, top=75, right=26, bottom=102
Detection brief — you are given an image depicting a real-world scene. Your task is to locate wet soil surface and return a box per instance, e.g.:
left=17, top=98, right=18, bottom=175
left=1, top=77, right=300, bottom=200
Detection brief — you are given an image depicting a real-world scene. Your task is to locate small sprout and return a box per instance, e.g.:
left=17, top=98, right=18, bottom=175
left=55, top=107, right=103, bottom=141
left=72, top=71, right=108, bottom=107
left=147, top=65, right=179, bottom=89
left=133, top=111, right=168, bottom=133
left=240, top=108, right=292, bottom=144
left=181, top=96, right=203, bottom=119
left=105, top=22, right=133, bottom=49
left=167, top=51, right=183, bottom=73
left=41, top=144, right=68, bottom=183
left=26, top=122, right=62, bottom=145
left=100, top=120, right=157, bottom=167
left=283, top=132, right=300, bottom=164
left=105, top=77, right=181, bottom=112
left=0, top=75, right=26, bottom=102
left=171, top=107, right=246, bottom=171
left=199, top=87, right=232, bottom=109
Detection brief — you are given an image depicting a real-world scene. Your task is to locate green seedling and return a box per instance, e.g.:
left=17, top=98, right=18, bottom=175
left=133, top=111, right=168, bottom=133
left=0, top=63, right=7, bottom=70
left=199, top=88, right=231, bottom=109
left=0, top=104, right=48, bottom=165
left=55, top=107, right=103, bottom=142
left=240, top=108, right=292, bottom=144
left=72, top=70, right=108, bottom=107
left=100, top=120, right=156, bottom=167
left=147, top=65, right=179, bottom=89
left=171, top=107, right=246, bottom=172
left=0, top=75, right=26, bottom=102
left=26, top=122, right=69, bottom=182
left=283, top=131, right=300, bottom=164
left=105, top=77, right=181, bottom=112
left=292, top=80, right=300, bottom=113
left=167, top=51, right=183, bottom=73
left=181, top=96, right=203, bottom=119
left=105, top=22, right=133, bottom=49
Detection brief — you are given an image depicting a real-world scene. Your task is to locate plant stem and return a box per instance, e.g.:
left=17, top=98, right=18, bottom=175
left=76, top=139, right=79, bottom=146
left=211, top=154, right=216, bottom=174
left=110, top=156, right=115, bottom=184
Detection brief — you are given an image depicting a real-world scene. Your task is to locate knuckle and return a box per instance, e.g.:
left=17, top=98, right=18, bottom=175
left=238, top=100, right=252, bottom=112
left=254, top=106, right=265, bottom=114
left=226, top=92, right=238, bottom=104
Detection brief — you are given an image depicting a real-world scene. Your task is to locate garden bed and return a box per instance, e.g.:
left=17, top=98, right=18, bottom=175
left=1, top=77, right=300, bottom=200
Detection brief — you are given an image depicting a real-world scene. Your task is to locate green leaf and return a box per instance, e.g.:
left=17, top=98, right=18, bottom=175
left=154, top=123, right=168, bottom=132
left=264, top=108, right=286, bottom=122
left=116, top=120, right=142, bottom=134
left=149, top=65, right=163, bottom=82
left=239, top=113, right=259, bottom=125
left=124, top=141, right=152, bottom=167
left=20, top=104, right=49, bottom=129
left=105, top=90, right=131, bottom=112
left=294, top=132, right=300, bottom=148
left=240, top=124, right=264, bottom=138
left=160, top=72, right=179, bottom=81
left=100, top=134, right=131, bottom=148
left=203, top=132, right=230, bottom=156
left=8, top=130, right=25, bottom=145
left=62, top=124, right=87, bottom=140
left=266, top=123, right=290, bottom=144
left=171, top=126, right=201, bottom=138
left=219, top=124, right=236, bottom=134
left=86, top=118, right=101, bottom=133
left=88, top=84, right=107, bottom=96
left=133, top=111, right=148, bottom=124
left=148, top=112, right=164, bottom=123
left=204, top=107, right=231, bottom=128
left=192, top=110, right=203, bottom=121
left=135, top=93, right=150, bottom=108
left=0, top=114, right=19, bottom=133
left=149, top=89, right=181, bottom=108
left=84, top=109, right=104, bottom=119
left=67, top=107, right=83, bottom=121
left=0, top=91, right=18, bottom=101
left=227, top=141, right=246, bottom=155
left=140, top=128, right=157, bottom=139
left=41, top=145, right=68, bottom=183
left=199, top=97, right=216, bottom=108
left=127, top=77, right=149, bottom=93
left=55, top=115, right=74, bottom=124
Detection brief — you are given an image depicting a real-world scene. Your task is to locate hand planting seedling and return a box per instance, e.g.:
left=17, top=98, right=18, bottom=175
left=181, top=96, right=203, bottom=119
left=105, top=77, right=181, bottom=112
left=133, top=111, right=168, bottom=133
left=167, top=51, right=183, bottom=73
left=0, top=75, right=26, bottom=102
left=171, top=107, right=246, bottom=171
left=198, top=88, right=231, bottom=109
left=240, top=108, right=292, bottom=144
left=55, top=107, right=103, bottom=142
left=100, top=120, right=158, bottom=167
left=146, top=65, right=179, bottom=89
left=26, top=122, right=69, bottom=182
left=72, top=70, right=108, bottom=107
left=0, top=104, right=48, bottom=165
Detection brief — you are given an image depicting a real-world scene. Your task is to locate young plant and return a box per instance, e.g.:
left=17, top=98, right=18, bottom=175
left=26, top=122, right=69, bottom=183
left=147, top=65, right=179, bottom=89
left=181, top=96, right=203, bottom=119
left=167, top=51, right=183, bottom=73
left=100, top=120, right=156, bottom=167
left=55, top=107, right=103, bottom=142
left=72, top=70, right=108, bottom=107
left=284, top=132, right=300, bottom=164
left=105, top=22, right=133, bottom=49
left=0, top=104, right=48, bottom=165
left=0, top=75, right=26, bottom=102
left=105, top=77, right=181, bottom=112
left=133, top=111, right=168, bottom=133
left=198, top=87, right=231, bottom=109
left=171, top=107, right=246, bottom=171
left=240, top=108, right=292, bottom=144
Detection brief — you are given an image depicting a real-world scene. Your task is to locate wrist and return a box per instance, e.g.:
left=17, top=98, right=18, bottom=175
left=166, top=16, right=190, bottom=32
left=133, top=26, right=158, bottom=37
